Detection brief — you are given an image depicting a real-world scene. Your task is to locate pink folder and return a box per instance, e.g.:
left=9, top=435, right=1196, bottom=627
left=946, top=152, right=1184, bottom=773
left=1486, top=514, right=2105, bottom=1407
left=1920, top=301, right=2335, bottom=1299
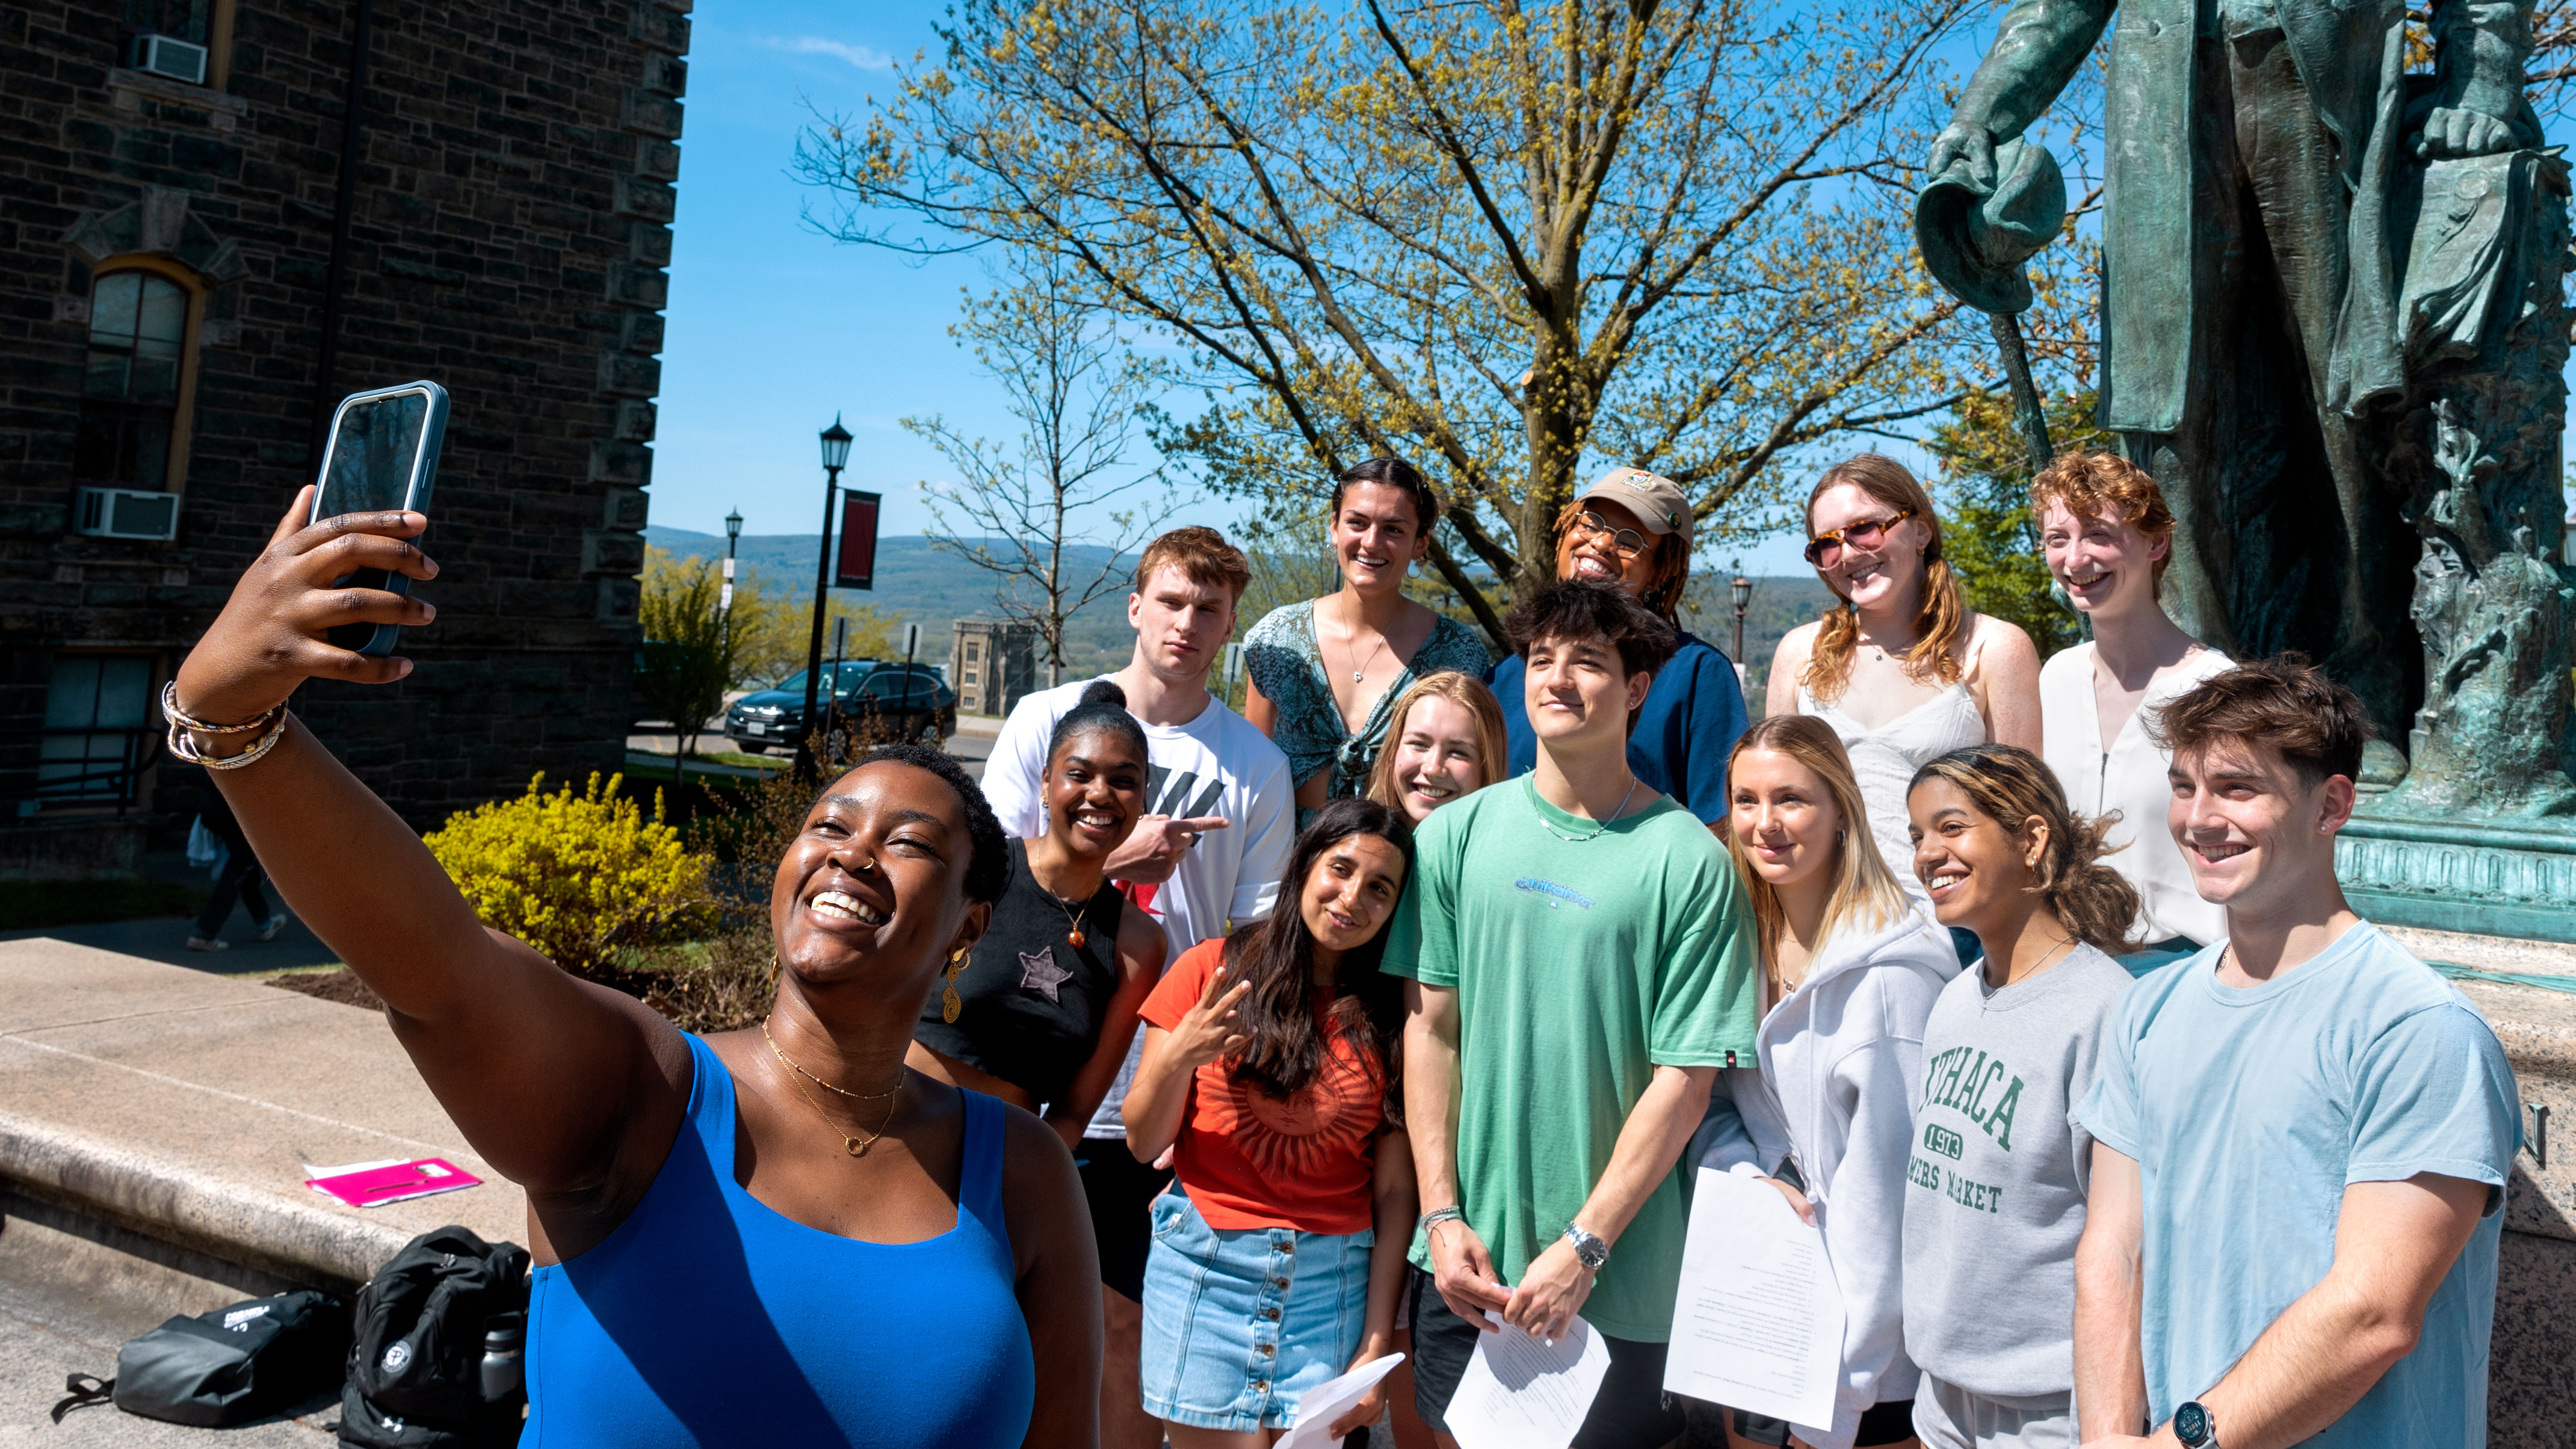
left=304, top=1158, right=483, bottom=1209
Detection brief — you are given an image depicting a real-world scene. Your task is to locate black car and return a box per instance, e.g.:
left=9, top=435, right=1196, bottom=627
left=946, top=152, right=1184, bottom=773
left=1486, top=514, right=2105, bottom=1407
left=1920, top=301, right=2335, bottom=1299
left=727, top=661, right=958, bottom=753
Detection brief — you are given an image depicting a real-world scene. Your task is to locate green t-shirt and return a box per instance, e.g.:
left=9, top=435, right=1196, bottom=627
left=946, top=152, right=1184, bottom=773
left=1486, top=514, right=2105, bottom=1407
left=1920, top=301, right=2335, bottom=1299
left=1387, top=776, right=1757, bottom=1341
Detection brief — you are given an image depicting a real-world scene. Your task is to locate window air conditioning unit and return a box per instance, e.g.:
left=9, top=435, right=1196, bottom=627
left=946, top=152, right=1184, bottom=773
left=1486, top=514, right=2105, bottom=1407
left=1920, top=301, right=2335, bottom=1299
left=75, top=487, right=181, bottom=542
left=129, top=34, right=209, bottom=85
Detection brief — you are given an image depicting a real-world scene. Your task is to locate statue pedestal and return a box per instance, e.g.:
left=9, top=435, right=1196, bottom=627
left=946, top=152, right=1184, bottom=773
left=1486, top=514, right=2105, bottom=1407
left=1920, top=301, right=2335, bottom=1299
left=2338, top=808, right=2576, bottom=942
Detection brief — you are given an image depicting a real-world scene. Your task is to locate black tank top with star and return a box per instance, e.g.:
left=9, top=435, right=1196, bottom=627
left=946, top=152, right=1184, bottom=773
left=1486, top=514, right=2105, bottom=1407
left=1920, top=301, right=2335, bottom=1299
left=913, top=838, right=1128, bottom=1106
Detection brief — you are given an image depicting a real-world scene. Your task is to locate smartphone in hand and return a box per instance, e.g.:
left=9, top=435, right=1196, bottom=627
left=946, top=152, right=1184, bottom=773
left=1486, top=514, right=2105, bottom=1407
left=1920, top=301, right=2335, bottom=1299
left=310, top=380, right=448, bottom=655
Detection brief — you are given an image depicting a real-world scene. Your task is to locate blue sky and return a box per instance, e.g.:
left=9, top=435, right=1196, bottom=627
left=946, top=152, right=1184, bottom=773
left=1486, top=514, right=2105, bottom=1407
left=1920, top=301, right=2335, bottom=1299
left=646, top=0, right=1830, bottom=573
left=647, top=5, right=2573, bottom=581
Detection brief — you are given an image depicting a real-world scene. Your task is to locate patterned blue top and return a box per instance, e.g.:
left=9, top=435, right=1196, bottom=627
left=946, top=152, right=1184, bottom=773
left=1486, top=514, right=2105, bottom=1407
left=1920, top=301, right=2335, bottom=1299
left=1244, top=598, right=1491, bottom=802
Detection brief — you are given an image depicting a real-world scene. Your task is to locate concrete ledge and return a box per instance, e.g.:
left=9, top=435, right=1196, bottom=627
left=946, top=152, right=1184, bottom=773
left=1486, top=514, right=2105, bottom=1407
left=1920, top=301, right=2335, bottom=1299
left=0, top=1113, right=410, bottom=1290
left=0, top=939, right=525, bottom=1293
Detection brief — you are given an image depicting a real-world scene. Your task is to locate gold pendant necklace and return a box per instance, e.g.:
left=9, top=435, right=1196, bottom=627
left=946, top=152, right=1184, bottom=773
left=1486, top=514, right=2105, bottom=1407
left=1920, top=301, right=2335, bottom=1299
left=761, top=1021, right=904, bottom=1157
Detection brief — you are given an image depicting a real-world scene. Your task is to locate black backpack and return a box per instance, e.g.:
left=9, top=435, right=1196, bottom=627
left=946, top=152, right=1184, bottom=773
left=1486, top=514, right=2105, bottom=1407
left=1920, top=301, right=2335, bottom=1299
left=88, top=1290, right=349, bottom=1426
left=339, top=1226, right=530, bottom=1448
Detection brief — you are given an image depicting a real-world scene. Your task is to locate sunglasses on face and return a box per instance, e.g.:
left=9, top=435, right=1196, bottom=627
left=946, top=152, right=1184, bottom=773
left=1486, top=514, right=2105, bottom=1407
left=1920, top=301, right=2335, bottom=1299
left=1804, top=507, right=1917, bottom=568
left=1569, top=510, right=1648, bottom=560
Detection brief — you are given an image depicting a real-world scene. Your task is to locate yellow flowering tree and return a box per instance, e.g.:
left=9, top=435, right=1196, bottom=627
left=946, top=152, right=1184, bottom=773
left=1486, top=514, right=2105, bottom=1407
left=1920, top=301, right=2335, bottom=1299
left=424, top=773, right=715, bottom=979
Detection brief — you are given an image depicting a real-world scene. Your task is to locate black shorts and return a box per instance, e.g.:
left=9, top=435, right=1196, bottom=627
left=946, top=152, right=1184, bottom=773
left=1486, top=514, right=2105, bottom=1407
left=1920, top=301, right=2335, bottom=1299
left=1072, top=1142, right=1171, bottom=1303
left=1407, top=1267, right=1685, bottom=1449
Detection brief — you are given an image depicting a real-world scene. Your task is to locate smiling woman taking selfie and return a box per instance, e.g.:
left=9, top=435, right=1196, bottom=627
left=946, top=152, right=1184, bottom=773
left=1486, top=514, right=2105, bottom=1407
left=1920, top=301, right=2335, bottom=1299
left=1771, top=455, right=2041, bottom=906
left=171, top=494, right=1100, bottom=1447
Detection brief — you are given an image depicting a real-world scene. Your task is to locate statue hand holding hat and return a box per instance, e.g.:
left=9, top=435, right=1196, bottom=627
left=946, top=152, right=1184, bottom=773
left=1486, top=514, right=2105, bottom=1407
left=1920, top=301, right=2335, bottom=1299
left=1913, top=131, right=2068, bottom=316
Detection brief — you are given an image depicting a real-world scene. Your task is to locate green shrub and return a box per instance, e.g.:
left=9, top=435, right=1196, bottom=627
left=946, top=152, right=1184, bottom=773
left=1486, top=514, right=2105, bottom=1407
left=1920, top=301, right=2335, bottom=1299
left=424, top=773, right=715, bottom=980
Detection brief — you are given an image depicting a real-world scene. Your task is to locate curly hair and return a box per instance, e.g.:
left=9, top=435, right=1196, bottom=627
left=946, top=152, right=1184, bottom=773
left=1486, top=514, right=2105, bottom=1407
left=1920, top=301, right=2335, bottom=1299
left=1907, top=743, right=2140, bottom=953
left=820, top=744, right=1013, bottom=905
left=1503, top=579, right=1682, bottom=679
left=1802, top=454, right=1971, bottom=703
left=2028, top=451, right=2177, bottom=585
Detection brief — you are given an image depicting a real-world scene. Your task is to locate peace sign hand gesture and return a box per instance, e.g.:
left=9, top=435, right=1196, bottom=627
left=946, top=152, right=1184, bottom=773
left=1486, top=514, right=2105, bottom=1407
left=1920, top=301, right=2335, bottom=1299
left=1163, top=963, right=1251, bottom=1073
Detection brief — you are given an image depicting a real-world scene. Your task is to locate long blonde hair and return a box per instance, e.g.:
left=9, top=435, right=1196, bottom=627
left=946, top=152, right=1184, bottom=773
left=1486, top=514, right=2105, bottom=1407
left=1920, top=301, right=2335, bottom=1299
left=1367, top=670, right=1508, bottom=809
left=1723, top=715, right=1914, bottom=967
left=1802, top=454, right=1971, bottom=702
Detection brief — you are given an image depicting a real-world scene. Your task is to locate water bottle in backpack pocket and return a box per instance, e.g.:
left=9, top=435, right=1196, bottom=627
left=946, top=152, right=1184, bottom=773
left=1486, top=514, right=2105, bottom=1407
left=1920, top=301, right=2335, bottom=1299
left=339, top=1225, right=530, bottom=1448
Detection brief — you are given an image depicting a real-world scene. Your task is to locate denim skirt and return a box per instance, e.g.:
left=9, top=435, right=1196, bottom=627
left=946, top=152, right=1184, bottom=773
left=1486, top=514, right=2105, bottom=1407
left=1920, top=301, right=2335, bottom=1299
left=1138, top=1190, right=1373, bottom=1432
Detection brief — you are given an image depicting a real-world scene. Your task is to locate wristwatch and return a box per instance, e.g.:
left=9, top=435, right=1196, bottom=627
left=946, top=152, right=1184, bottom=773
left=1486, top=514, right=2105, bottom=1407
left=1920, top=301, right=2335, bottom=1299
left=2172, top=1401, right=2219, bottom=1448
left=1562, top=1222, right=1609, bottom=1271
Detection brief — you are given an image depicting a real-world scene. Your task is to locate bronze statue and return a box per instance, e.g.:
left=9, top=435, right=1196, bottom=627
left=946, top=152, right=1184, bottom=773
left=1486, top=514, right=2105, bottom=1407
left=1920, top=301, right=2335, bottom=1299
left=1920, top=0, right=2545, bottom=742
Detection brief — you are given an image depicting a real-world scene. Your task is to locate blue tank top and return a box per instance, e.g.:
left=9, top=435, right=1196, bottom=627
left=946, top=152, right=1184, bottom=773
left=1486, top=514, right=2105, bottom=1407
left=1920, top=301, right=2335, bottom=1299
left=525, top=1033, right=1036, bottom=1447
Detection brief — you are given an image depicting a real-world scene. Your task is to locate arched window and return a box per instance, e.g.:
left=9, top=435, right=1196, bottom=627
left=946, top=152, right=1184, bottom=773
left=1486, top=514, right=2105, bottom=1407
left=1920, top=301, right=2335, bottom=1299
left=74, top=269, right=194, bottom=490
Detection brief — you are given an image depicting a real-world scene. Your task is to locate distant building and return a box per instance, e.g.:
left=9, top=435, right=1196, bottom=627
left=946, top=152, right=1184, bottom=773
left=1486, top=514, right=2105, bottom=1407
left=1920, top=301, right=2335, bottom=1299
left=950, top=619, right=1037, bottom=717
left=0, top=0, right=691, bottom=863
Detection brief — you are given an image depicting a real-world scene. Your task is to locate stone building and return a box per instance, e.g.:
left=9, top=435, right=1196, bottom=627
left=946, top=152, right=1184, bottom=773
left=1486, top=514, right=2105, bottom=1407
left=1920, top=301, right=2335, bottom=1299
left=0, top=0, right=687, bottom=856
left=949, top=617, right=1036, bottom=717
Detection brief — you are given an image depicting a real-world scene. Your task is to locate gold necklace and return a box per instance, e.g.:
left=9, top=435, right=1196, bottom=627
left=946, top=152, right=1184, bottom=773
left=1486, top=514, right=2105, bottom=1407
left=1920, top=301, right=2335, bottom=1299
left=761, top=1022, right=904, bottom=1158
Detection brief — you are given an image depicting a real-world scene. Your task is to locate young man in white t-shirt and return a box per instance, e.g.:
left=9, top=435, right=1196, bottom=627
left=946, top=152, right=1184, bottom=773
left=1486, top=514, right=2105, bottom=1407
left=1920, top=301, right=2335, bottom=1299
left=978, top=525, right=1296, bottom=1449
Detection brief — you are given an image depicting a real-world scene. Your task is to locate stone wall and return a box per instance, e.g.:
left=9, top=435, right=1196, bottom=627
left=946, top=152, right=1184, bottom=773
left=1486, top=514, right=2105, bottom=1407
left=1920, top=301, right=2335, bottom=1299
left=0, top=0, right=687, bottom=826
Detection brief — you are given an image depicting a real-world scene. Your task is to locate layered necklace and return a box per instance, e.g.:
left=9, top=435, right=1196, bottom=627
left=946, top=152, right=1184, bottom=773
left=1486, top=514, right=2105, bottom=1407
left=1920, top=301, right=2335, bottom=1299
left=761, top=1019, right=904, bottom=1158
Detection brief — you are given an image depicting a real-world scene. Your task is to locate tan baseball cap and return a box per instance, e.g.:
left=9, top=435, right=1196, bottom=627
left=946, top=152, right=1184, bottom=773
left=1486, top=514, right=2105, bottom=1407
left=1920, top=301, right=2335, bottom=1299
left=1576, top=468, right=1693, bottom=549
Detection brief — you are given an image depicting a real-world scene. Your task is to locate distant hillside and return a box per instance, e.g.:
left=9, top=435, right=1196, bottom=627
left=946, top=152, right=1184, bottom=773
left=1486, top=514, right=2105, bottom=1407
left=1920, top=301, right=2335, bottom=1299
left=650, top=524, right=1838, bottom=703
left=647, top=528, right=1141, bottom=679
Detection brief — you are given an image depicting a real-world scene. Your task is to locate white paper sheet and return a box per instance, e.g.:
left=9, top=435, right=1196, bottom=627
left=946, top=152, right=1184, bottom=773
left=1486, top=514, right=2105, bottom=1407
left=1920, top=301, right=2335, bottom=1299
left=1663, top=1166, right=1846, bottom=1430
left=1444, top=1311, right=1611, bottom=1449
left=1273, top=1351, right=1406, bottom=1449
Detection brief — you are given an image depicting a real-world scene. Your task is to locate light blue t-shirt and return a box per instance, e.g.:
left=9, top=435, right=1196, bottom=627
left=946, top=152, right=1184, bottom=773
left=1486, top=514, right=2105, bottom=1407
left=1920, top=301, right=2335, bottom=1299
left=2072, top=922, right=2518, bottom=1448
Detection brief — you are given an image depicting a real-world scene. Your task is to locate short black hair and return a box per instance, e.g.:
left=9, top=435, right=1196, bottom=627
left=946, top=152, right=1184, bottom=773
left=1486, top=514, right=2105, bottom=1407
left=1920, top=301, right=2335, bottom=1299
left=1503, top=579, right=1680, bottom=680
left=825, top=743, right=1013, bottom=904
left=1048, top=679, right=1147, bottom=765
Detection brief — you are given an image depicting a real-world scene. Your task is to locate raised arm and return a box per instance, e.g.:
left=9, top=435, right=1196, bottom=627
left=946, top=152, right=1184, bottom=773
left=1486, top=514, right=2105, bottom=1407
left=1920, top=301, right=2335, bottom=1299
left=174, top=495, right=685, bottom=1222
left=1504, top=1063, right=1718, bottom=1341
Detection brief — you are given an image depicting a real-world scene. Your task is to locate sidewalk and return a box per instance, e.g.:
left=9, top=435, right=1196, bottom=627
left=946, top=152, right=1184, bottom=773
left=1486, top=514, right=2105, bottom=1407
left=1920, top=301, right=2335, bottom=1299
left=0, top=938, right=523, bottom=1289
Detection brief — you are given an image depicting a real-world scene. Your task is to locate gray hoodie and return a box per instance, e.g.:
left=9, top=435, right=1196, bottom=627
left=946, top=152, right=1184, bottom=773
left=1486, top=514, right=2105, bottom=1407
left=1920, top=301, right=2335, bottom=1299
left=1901, top=942, right=2132, bottom=1398
left=1690, top=909, right=1960, bottom=1449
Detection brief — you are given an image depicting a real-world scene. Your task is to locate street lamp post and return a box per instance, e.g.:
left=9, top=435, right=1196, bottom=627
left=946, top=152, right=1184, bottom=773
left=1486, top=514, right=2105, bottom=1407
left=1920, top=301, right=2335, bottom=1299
left=720, top=507, right=742, bottom=647
left=1731, top=573, right=1754, bottom=670
left=797, top=418, right=853, bottom=780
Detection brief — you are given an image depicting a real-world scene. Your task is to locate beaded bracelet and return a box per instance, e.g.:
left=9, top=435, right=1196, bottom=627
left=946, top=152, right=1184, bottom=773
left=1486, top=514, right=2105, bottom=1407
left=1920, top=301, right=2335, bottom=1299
left=1418, top=1205, right=1468, bottom=1235
left=159, top=680, right=283, bottom=735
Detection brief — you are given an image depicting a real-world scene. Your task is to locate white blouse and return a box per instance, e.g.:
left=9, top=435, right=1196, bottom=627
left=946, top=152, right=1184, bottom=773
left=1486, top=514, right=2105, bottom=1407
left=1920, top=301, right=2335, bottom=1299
left=2038, top=642, right=2235, bottom=946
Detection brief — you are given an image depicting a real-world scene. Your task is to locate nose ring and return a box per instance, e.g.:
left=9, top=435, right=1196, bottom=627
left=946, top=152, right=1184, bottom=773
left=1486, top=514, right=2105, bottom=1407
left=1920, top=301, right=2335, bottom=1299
left=856, top=857, right=877, bottom=874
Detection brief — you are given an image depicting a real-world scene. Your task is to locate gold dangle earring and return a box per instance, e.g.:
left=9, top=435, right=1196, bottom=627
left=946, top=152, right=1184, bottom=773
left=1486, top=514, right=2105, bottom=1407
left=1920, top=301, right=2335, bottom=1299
left=941, top=946, right=971, bottom=1023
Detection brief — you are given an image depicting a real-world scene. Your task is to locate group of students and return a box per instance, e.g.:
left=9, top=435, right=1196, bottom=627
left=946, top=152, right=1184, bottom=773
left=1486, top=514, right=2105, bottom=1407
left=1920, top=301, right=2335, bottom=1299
left=926, top=447, right=2522, bottom=1449
left=166, top=449, right=2520, bottom=1449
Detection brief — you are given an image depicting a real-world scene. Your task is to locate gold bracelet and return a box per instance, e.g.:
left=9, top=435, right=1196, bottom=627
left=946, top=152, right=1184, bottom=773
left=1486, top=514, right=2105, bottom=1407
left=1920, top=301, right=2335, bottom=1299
left=159, top=680, right=284, bottom=735
left=167, top=709, right=290, bottom=771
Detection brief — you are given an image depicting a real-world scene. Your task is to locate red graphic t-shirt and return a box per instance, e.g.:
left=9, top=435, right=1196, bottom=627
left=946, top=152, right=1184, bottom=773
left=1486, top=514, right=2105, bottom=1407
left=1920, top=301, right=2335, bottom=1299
left=1138, top=939, right=1389, bottom=1234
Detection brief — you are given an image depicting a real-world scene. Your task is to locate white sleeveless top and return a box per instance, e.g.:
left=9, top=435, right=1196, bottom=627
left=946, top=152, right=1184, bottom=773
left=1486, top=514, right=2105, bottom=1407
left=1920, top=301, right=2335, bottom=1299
left=1797, top=678, right=1986, bottom=901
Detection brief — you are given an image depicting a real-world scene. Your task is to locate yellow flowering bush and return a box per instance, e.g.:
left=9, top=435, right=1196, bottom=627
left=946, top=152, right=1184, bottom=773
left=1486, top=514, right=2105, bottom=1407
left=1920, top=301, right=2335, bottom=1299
left=424, top=773, right=715, bottom=979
